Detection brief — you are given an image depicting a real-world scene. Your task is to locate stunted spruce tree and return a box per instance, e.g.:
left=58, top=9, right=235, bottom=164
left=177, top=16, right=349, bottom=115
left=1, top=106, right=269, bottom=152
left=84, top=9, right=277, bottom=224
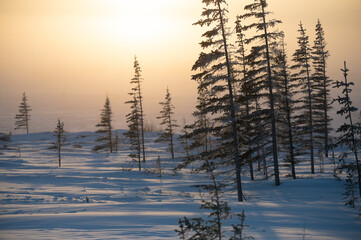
left=333, top=62, right=361, bottom=201
left=93, top=96, right=113, bottom=153
left=176, top=157, right=253, bottom=240
left=53, top=119, right=65, bottom=168
left=156, top=87, right=178, bottom=159
left=15, top=92, right=32, bottom=134
left=129, top=56, right=146, bottom=162
left=192, top=0, right=243, bottom=201
left=124, top=95, right=142, bottom=171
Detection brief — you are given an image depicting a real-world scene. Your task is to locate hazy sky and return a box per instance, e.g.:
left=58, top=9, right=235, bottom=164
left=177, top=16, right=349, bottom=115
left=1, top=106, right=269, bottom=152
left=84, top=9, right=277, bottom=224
left=1, top=0, right=361, bottom=133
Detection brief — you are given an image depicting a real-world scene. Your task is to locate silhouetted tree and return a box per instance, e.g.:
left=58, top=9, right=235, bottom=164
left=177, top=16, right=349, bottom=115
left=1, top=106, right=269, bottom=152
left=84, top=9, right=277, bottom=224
left=177, top=157, right=253, bottom=240
left=129, top=56, right=146, bottom=162
left=15, top=92, right=32, bottom=134
left=53, top=119, right=65, bottom=167
left=93, top=96, right=113, bottom=153
left=333, top=61, right=361, bottom=200
left=156, top=87, right=178, bottom=159
left=273, top=35, right=299, bottom=179
left=312, top=19, right=332, bottom=158
left=192, top=0, right=243, bottom=201
left=124, top=95, right=142, bottom=171
left=113, top=131, right=120, bottom=153
left=238, top=0, right=283, bottom=185
left=291, top=23, right=315, bottom=174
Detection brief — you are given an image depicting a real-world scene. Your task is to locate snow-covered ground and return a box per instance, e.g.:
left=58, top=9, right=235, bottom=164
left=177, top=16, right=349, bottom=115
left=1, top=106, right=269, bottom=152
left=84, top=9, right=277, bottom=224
left=0, top=131, right=360, bottom=239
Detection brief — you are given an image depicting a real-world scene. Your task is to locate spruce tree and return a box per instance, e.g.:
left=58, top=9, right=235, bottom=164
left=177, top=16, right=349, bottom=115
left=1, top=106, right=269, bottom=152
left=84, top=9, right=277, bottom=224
left=176, top=157, right=253, bottom=240
left=53, top=119, right=65, bottom=167
left=124, top=95, right=142, bottom=171
left=192, top=0, right=243, bottom=201
left=273, top=35, right=299, bottom=179
left=235, top=16, right=256, bottom=181
left=333, top=61, right=361, bottom=199
left=179, top=117, right=191, bottom=162
left=156, top=87, right=178, bottom=159
left=129, top=56, right=146, bottom=162
left=238, top=0, right=283, bottom=185
left=14, top=92, right=32, bottom=134
left=291, top=23, right=315, bottom=174
left=312, top=19, right=332, bottom=158
left=93, top=96, right=113, bottom=153
left=113, top=131, right=119, bottom=153
left=177, top=89, right=213, bottom=171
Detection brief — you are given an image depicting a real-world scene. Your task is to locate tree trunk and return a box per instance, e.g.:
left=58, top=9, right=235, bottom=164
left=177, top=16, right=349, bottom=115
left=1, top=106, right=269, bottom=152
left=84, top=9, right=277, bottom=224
left=138, top=83, right=146, bottom=162
left=169, top=113, right=175, bottom=159
left=322, top=54, right=329, bottom=158
left=261, top=0, right=280, bottom=185
left=217, top=1, right=243, bottom=201
left=282, top=49, right=296, bottom=179
left=25, top=111, right=29, bottom=135
left=58, top=136, right=61, bottom=168
left=305, top=57, right=315, bottom=174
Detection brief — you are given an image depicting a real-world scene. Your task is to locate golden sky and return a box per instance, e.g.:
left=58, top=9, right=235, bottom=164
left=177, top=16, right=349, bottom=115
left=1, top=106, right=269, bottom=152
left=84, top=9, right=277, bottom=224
left=1, top=0, right=361, bottom=132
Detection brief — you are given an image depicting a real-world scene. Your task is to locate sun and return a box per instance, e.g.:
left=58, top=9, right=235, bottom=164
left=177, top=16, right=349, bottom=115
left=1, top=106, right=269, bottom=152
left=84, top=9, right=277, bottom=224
left=96, top=0, right=178, bottom=46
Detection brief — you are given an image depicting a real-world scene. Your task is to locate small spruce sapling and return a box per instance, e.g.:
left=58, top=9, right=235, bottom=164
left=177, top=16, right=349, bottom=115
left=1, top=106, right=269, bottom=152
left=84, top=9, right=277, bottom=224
left=53, top=119, right=65, bottom=167
left=14, top=92, right=32, bottom=134
left=176, top=157, right=252, bottom=240
left=156, top=87, right=178, bottom=159
left=93, top=96, right=113, bottom=153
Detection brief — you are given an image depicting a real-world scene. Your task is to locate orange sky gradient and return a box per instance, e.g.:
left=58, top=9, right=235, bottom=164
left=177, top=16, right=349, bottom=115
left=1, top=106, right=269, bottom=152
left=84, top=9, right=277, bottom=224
left=1, top=0, right=361, bottom=133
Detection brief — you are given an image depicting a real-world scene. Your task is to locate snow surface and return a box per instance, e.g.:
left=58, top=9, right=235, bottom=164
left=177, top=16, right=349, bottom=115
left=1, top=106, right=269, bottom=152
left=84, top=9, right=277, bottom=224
left=0, top=131, right=360, bottom=239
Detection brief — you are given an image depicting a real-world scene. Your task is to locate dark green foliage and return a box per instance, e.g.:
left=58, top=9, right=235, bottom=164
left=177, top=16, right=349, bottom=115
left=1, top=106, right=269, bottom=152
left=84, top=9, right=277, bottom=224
left=93, top=96, right=113, bottom=153
left=156, top=87, right=178, bottom=159
left=14, top=92, right=32, bottom=134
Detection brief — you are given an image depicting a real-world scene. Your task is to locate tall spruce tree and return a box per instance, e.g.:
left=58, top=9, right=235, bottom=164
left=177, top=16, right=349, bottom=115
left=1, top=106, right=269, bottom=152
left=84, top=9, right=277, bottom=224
left=333, top=61, right=361, bottom=199
left=156, top=87, right=178, bottom=159
left=53, top=119, right=65, bottom=168
left=312, top=19, right=332, bottom=158
left=93, top=96, right=113, bottom=153
left=192, top=0, right=243, bottom=201
left=14, top=92, right=32, bottom=134
left=291, top=23, right=316, bottom=174
left=273, top=35, right=299, bottom=179
left=235, top=16, right=256, bottom=181
left=238, top=0, right=283, bottom=185
left=124, top=95, right=142, bottom=171
left=130, top=56, right=146, bottom=162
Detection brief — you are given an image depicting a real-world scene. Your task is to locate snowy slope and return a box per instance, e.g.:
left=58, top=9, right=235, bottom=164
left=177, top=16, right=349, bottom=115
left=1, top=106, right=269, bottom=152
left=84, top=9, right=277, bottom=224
left=0, top=132, right=360, bottom=240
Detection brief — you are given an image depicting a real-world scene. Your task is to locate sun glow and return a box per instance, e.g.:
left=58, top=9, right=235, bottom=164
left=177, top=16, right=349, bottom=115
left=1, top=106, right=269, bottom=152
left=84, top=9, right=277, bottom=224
left=95, top=0, right=179, bottom=46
